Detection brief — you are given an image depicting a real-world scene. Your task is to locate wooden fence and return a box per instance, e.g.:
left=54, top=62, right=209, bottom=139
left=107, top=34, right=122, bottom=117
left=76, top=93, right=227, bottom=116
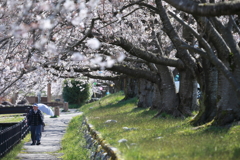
left=0, top=105, right=32, bottom=114
left=0, top=102, right=68, bottom=158
left=0, top=118, right=29, bottom=158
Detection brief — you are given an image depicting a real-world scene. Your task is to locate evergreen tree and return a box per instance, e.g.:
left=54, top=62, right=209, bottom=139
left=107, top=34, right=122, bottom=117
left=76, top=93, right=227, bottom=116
left=62, top=79, right=92, bottom=105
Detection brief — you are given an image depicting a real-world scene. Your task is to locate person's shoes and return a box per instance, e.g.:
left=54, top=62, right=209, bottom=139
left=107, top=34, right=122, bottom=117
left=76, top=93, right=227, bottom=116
left=31, top=143, right=35, bottom=145
left=36, top=141, right=41, bottom=145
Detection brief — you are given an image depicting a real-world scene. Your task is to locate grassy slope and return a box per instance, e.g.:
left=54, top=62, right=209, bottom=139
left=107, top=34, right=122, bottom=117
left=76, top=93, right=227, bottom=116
left=60, top=115, right=89, bottom=160
left=79, top=92, right=240, bottom=160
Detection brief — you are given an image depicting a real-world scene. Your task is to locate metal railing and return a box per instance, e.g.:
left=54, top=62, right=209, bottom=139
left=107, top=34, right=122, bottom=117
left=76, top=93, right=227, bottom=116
left=0, top=118, right=29, bottom=158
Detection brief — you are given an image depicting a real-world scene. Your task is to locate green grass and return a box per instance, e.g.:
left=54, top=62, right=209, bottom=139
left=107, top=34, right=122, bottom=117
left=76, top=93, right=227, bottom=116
left=0, top=114, right=25, bottom=123
left=60, top=115, right=89, bottom=160
left=78, top=91, right=240, bottom=160
left=50, top=115, right=59, bottom=118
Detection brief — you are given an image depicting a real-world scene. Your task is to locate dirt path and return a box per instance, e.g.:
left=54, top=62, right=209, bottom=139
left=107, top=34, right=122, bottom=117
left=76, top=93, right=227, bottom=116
left=16, top=109, right=82, bottom=160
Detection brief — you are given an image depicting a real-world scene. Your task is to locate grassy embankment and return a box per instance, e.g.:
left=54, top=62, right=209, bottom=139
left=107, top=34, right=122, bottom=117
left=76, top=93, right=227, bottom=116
left=0, top=114, right=30, bottom=160
left=60, top=115, right=89, bottom=160
left=61, top=91, right=240, bottom=160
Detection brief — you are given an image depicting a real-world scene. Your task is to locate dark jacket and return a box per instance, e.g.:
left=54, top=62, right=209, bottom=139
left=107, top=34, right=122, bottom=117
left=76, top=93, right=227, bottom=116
left=27, top=109, right=44, bottom=126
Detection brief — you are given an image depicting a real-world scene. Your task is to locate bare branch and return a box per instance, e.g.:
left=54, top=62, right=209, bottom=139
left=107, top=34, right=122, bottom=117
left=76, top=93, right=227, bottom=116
left=162, top=0, right=240, bottom=16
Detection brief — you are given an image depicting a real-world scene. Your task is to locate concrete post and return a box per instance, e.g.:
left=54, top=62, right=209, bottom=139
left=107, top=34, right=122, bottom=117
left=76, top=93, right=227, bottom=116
left=12, top=92, right=18, bottom=104
left=54, top=106, right=60, bottom=116
left=37, top=91, right=41, bottom=103
left=47, top=83, right=51, bottom=102
left=63, top=102, right=68, bottom=112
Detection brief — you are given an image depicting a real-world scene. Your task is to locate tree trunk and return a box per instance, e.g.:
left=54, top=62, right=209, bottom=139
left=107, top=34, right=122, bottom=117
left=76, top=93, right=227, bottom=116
left=178, top=69, right=198, bottom=116
left=150, top=83, right=161, bottom=110
left=213, top=64, right=240, bottom=125
left=113, top=78, right=124, bottom=93
left=179, top=16, right=199, bottom=115
left=191, top=59, right=218, bottom=126
left=137, top=79, right=154, bottom=108
left=204, top=18, right=240, bottom=125
left=123, top=77, right=138, bottom=100
left=154, top=65, right=181, bottom=117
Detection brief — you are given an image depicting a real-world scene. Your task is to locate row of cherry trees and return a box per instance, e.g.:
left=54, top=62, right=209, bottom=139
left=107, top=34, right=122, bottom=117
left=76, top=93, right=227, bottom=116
left=1, top=0, right=240, bottom=126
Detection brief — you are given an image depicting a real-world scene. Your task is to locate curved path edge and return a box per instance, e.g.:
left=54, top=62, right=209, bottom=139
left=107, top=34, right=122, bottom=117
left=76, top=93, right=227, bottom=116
left=17, top=109, right=82, bottom=160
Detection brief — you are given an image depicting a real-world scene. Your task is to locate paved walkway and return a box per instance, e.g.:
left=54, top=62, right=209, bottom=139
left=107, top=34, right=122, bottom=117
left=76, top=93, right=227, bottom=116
left=17, top=109, right=83, bottom=160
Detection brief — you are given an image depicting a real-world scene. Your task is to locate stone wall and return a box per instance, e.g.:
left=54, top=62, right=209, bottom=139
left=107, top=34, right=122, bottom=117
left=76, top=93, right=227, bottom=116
left=81, top=117, right=122, bottom=160
left=26, top=96, right=48, bottom=104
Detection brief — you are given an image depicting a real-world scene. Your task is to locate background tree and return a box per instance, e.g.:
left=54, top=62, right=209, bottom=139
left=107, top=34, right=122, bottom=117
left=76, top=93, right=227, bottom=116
left=62, top=79, right=92, bottom=105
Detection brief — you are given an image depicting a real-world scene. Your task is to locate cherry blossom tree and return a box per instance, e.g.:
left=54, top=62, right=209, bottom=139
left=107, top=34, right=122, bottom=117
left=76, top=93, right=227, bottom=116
left=1, top=0, right=240, bottom=126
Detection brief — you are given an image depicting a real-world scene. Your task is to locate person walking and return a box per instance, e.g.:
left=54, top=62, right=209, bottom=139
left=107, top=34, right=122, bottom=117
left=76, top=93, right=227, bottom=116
left=27, top=104, right=44, bottom=145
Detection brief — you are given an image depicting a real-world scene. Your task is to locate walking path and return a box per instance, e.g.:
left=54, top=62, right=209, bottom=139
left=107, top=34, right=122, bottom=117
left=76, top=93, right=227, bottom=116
left=17, top=109, right=83, bottom=160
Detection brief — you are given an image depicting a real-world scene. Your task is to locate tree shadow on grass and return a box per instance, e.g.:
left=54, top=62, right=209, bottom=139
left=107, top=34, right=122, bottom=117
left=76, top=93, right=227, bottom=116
left=97, top=97, right=137, bottom=110
left=232, top=148, right=240, bottom=160
left=128, top=107, right=158, bottom=118
left=200, top=125, right=229, bottom=134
